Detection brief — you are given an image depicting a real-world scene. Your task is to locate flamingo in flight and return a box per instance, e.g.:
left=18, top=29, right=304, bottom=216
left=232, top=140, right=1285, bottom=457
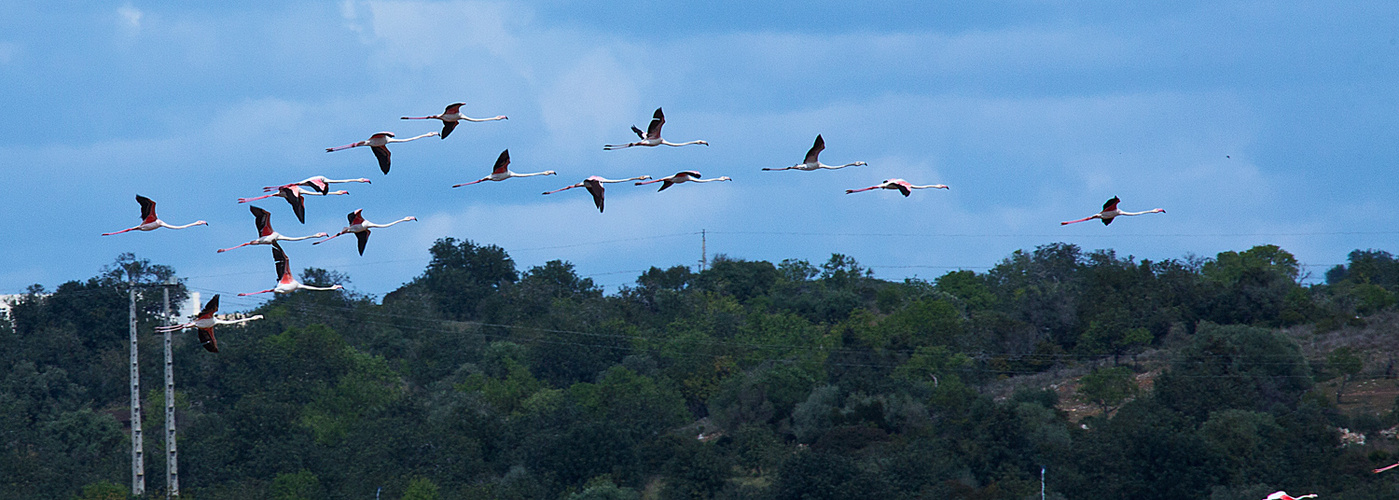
left=1060, top=196, right=1166, bottom=226
left=263, top=175, right=371, bottom=195
left=543, top=175, right=652, bottom=213
left=762, top=135, right=867, bottom=171
left=326, top=131, right=439, bottom=174
left=635, top=171, right=731, bottom=191
left=216, top=206, right=328, bottom=253
left=102, top=195, right=207, bottom=236
left=1263, top=492, right=1317, bottom=500
left=313, top=209, right=417, bottom=255
left=845, top=179, right=948, bottom=197
left=1375, top=462, right=1399, bottom=473
left=401, top=102, right=507, bottom=139
left=604, top=108, right=708, bottom=150
left=238, top=242, right=344, bottom=296
left=452, top=149, right=556, bottom=187
left=153, top=294, right=263, bottom=353
left=238, top=186, right=348, bottom=224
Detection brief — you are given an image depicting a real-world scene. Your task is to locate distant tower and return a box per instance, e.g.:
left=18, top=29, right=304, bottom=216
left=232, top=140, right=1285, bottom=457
left=699, top=229, right=707, bottom=271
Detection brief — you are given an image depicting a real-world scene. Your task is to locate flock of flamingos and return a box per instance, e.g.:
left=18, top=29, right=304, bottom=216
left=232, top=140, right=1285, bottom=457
left=94, top=103, right=1393, bottom=489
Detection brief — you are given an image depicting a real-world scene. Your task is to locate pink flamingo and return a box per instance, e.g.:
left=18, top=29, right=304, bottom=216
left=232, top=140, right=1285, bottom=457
left=326, top=131, right=439, bottom=174
left=102, top=195, right=207, bottom=236
left=604, top=108, right=708, bottom=150
left=153, top=294, right=263, bottom=353
left=845, top=178, right=948, bottom=197
left=543, top=175, right=652, bottom=213
left=313, top=209, right=417, bottom=255
left=238, top=242, right=343, bottom=296
left=635, top=171, right=731, bottom=191
left=1060, top=196, right=1166, bottom=226
left=401, top=102, right=506, bottom=139
left=452, top=149, right=556, bottom=187
left=1263, top=492, right=1317, bottom=500
left=262, top=175, right=371, bottom=195
left=217, top=206, right=328, bottom=253
left=238, top=185, right=348, bottom=224
left=763, top=135, right=867, bottom=171
left=1375, top=462, right=1399, bottom=473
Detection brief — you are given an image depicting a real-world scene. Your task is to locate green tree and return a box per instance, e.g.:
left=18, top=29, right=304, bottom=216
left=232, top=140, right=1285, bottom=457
left=1328, top=347, right=1363, bottom=404
left=411, top=237, right=517, bottom=321
left=271, top=469, right=324, bottom=500
left=401, top=476, right=440, bottom=500
left=1078, top=366, right=1136, bottom=415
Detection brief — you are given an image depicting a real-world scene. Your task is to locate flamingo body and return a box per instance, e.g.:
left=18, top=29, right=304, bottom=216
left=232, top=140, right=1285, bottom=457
left=263, top=176, right=371, bottom=195
left=237, top=186, right=349, bottom=224
left=401, top=102, right=507, bottom=139
left=604, top=108, right=708, bottom=149
left=312, top=209, right=417, bottom=255
left=153, top=295, right=264, bottom=353
left=217, top=206, right=328, bottom=253
left=763, top=135, right=867, bottom=171
left=845, top=179, right=948, bottom=197
left=326, top=131, right=439, bottom=174
left=237, top=242, right=344, bottom=296
left=452, top=149, right=556, bottom=187
left=1264, top=491, right=1317, bottom=500
left=1060, top=196, right=1166, bottom=226
left=101, top=195, right=207, bottom=235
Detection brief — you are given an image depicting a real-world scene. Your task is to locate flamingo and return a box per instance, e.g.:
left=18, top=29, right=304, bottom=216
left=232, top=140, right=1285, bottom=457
left=543, top=175, right=652, bottom=213
left=1375, top=462, right=1399, bottom=473
left=102, top=195, right=207, bottom=236
left=635, top=171, right=732, bottom=191
left=845, top=179, right=948, bottom=197
left=401, top=102, right=507, bottom=139
left=216, top=206, right=328, bottom=253
left=312, top=209, right=417, bottom=255
left=603, top=108, right=708, bottom=150
left=762, top=135, right=867, bottom=171
left=153, top=294, right=263, bottom=353
left=238, top=242, right=344, bottom=296
left=1263, top=491, right=1317, bottom=500
left=1060, top=196, right=1166, bottom=226
left=262, top=175, right=371, bottom=195
left=326, top=131, right=439, bottom=174
left=238, top=186, right=348, bottom=224
left=451, top=149, right=556, bottom=187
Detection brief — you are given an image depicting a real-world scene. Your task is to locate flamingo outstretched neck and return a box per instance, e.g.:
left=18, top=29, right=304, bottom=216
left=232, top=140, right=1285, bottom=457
left=102, top=195, right=207, bottom=236
left=544, top=175, right=651, bottom=213
left=326, top=131, right=439, bottom=174
left=604, top=108, right=708, bottom=149
left=845, top=179, right=948, bottom=197
left=763, top=135, right=866, bottom=171
left=401, top=102, right=507, bottom=138
left=312, top=209, right=417, bottom=255
left=452, top=149, right=557, bottom=187
left=1060, top=196, right=1165, bottom=226
left=635, top=171, right=732, bottom=191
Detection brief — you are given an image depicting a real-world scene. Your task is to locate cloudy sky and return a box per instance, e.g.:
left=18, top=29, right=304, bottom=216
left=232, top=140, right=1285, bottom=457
left=2, top=1, right=1396, bottom=311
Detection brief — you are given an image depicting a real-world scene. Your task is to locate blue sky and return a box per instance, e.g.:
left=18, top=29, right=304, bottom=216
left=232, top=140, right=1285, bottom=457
left=2, top=1, right=1397, bottom=312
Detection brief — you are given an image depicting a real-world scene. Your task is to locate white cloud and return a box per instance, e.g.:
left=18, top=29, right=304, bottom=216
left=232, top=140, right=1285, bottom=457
left=119, top=4, right=143, bottom=31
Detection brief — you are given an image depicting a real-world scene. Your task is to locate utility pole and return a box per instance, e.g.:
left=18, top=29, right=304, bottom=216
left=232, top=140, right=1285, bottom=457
left=699, top=229, right=707, bottom=271
left=129, top=281, right=145, bottom=496
left=161, top=278, right=179, bottom=497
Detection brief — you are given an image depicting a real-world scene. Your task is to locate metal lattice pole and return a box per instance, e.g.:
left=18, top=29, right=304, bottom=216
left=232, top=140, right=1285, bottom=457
left=163, top=283, right=179, bottom=497
left=129, top=285, right=145, bottom=496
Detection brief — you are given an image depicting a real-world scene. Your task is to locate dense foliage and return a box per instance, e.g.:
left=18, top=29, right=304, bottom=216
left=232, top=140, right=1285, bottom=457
left=5, top=243, right=1399, bottom=499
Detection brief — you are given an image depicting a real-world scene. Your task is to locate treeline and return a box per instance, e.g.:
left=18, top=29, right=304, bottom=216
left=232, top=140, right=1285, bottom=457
left=3, top=242, right=1399, bottom=499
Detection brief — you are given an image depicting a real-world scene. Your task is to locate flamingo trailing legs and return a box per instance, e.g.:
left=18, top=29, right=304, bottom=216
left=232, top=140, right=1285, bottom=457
left=845, top=179, right=948, bottom=197
left=154, top=294, right=263, bottom=353
left=326, top=131, right=439, bottom=174
left=216, top=206, right=328, bottom=253
left=635, top=171, right=732, bottom=191
left=762, top=135, right=866, bottom=171
left=1060, top=196, right=1166, bottom=226
left=604, top=108, right=708, bottom=149
left=238, top=242, right=344, bottom=296
left=452, top=149, right=556, bottom=187
left=543, top=175, right=652, bottom=213
left=101, top=195, right=207, bottom=235
left=312, top=209, right=417, bottom=255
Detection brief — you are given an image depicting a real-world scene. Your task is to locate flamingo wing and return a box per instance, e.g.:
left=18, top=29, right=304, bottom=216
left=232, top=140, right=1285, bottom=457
left=585, top=181, right=606, bottom=212
left=272, top=242, right=290, bottom=281
left=372, top=145, right=392, bottom=174
left=646, top=107, right=665, bottom=139
left=805, top=135, right=825, bottom=164
left=197, top=327, right=219, bottom=353
left=1102, top=196, right=1120, bottom=212
left=1102, top=216, right=1114, bottom=226
left=895, top=183, right=911, bottom=197
left=658, top=180, right=675, bottom=192
left=355, top=229, right=371, bottom=256
left=136, top=195, right=158, bottom=223
left=250, top=206, right=273, bottom=237
left=303, top=178, right=330, bottom=195
left=347, top=209, right=365, bottom=225
left=440, top=121, right=459, bottom=139
left=443, top=102, right=465, bottom=114
left=630, top=125, right=645, bottom=139
left=196, top=294, right=219, bottom=320
left=492, top=149, right=511, bottom=175
left=280, top=187, right=306, bottom=224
